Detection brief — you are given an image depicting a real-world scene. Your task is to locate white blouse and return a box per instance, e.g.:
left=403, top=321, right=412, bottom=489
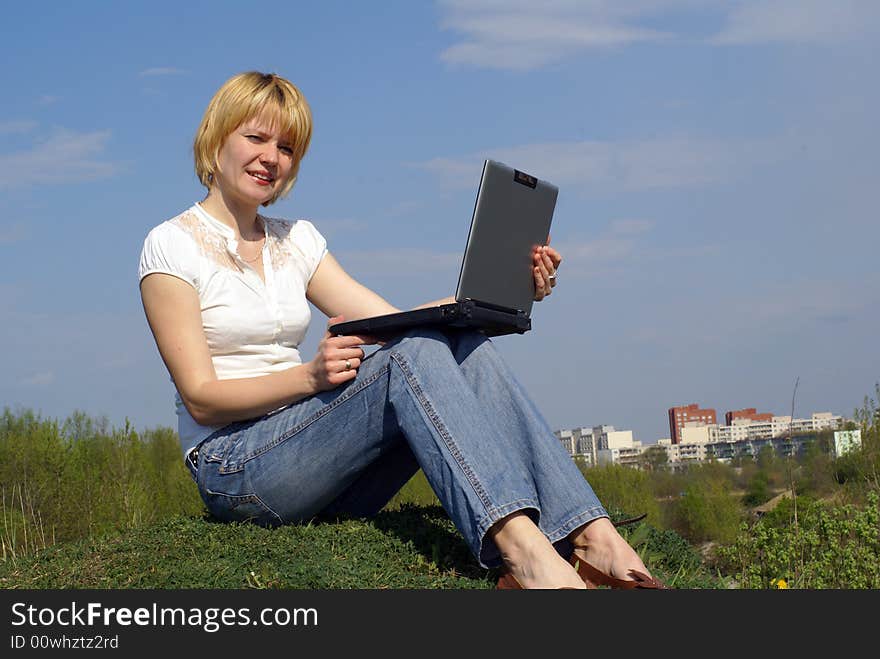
left=138, top=203, right=328, bottom=456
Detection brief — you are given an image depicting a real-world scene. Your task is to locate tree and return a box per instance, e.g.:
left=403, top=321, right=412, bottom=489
left=641, top=445, right=668, bottom=472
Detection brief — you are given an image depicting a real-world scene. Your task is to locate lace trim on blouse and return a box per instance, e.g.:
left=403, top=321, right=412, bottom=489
left=169, top=208, right=307, bottom=274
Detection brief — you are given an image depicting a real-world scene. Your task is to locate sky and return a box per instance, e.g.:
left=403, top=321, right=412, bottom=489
left=1, top=0, right=878, bottom=444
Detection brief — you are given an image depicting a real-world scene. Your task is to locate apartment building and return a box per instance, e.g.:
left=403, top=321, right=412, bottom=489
left=707, top=412, right=843, bottom=442
left=596, top=446, right=644, bottom=467
left=554, top=427, right=598, bottom=466
left=725, top=407, right=773, bottom=426
left=555, top=424, right=642, bottom=467
left=668, top=404, right=717, bottom=444
left=560, top=412, right=845, bottom=470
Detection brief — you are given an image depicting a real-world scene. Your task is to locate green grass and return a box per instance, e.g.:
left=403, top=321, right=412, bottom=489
left=0, top=503, right=724, bottom=589
left=0, top=505, right=494, bottom=589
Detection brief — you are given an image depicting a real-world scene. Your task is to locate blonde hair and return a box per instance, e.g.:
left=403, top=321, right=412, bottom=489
left=193, top=71, right=313, bottom=206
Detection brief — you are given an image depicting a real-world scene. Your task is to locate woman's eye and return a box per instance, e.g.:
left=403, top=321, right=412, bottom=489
left=245, top=134, right=262, bottom=142
left=279, top=145, right=294, bottom=155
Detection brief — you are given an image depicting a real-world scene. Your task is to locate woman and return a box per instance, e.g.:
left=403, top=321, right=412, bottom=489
left=138, top=71, right=665, bottom=589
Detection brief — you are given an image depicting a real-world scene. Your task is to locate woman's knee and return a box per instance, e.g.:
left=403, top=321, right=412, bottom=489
left=388, top=328, right=452, bottom=354
left=384, top=328, right=496, bottom=371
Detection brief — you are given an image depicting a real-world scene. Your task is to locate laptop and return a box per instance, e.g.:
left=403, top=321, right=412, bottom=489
left=328, top=159, right=558, bottom=339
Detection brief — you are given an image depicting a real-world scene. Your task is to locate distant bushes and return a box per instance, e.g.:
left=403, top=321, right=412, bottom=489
left=576, top=462, right=662, bottom=525
left=0, top=408, right=202, bottom=561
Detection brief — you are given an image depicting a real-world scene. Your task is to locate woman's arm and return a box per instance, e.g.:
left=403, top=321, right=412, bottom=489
left=307, top=240, right=563, bottom=321
left=306, top=252, right=401, bottom=320
left=140, top=272, right=372, bottom=427
left=399, top=244, right=563, bottom=308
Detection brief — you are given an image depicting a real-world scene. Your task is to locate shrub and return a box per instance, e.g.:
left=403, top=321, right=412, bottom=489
left=1, top=408, right=201, bottom=561
left=579, top=463, right=662, bottom=525
left=716, top=491, right=880, bottom=588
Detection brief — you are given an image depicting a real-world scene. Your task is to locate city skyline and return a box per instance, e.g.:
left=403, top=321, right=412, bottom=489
left=560, top=402, right=847, bottom=445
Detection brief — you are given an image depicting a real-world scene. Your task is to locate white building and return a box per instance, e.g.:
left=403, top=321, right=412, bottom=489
left=554, top=426, right=597, bottom=466
left=704, top=412, right=843, bottom=443
left=680, top=425, right=711, bottom=444
left=833, top=430, right=862, bottom=457
left=594, top=425, right=635, bottom=451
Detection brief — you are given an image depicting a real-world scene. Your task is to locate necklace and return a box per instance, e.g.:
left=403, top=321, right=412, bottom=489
left=238, top=217, right=265, bottom=264
left=239, top=240, right=264, bottom=263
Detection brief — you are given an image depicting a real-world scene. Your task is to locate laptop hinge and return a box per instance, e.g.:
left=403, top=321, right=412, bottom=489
left=462, top=298, right=527, bottom=316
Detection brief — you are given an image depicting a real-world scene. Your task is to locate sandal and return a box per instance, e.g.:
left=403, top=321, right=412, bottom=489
left=495, top=513, right=660, bottom=589
left=569, top=513, right=669, bottom=589
left=570, top=553, right=668, bottom=589
left=495, top=569, right=586, bottom=590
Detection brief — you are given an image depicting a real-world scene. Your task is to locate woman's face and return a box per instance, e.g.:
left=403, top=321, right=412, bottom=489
left=212, top=112, right=295, bottom=208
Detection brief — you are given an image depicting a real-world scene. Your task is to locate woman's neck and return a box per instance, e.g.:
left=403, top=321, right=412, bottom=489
left=200, top=188, right=262, bottom=240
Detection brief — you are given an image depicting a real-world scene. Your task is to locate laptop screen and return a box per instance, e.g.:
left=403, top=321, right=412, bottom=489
left=455, top=160, right=558, bottom=315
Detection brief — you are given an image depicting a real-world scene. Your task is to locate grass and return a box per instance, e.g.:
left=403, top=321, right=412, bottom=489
left=0, top=503, right=725, bottom=589
left=0, top=505, right=492, bottom=589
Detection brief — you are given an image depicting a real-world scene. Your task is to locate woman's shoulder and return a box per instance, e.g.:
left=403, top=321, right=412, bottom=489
left=144, top=207, right=200, bottom=242
left=260, top=213, right=314, bottom=232
left=260, top=214, right=324, bottom=242
left=259, top=214, right=326, bottom=273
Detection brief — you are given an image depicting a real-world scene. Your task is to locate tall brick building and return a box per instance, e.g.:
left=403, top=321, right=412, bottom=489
left=668, top=403, right=717, bottom=445
left=725, top=407, right=773, bottom=426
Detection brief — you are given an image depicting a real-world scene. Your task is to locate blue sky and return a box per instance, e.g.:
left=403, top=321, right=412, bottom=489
left=1, top=0, right=878, bottom=444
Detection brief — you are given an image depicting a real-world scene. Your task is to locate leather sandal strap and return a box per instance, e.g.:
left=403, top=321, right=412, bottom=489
left=612, top=513, right=648, bottom=527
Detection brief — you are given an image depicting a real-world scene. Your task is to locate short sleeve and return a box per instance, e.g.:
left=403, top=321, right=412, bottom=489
left=138, top=222, right=200, bottom=290
left=290, top=219, right=328, bottom=282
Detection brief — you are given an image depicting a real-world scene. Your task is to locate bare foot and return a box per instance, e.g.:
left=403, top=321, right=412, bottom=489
left=490, top=512, right=587, bottom=589
left=569, top=517, right=653, bottom=583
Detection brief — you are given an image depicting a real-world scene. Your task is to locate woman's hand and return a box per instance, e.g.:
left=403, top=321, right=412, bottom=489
left=307, top=316, right=378, bottom=391
left=532, top=239, right=562, bottom=302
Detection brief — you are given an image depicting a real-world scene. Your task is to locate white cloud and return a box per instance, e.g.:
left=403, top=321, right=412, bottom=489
left=0, top=127, right=120, bottom=188
left=418, top=137, right=779, bottom=193
left=437, top=1, right=880, bottom=70
left=711, top=0, right=880, bottom=45
left=138, top=67, right=186, bottom=77
left=0, top=120, right=37, bottom=135
left=22, top=371, right=55, bottom=386
left=438, top=0, right=677, bottom=70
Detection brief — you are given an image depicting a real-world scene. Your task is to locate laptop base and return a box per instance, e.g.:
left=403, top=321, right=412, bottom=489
left=329, top=300, right=531, bottom=340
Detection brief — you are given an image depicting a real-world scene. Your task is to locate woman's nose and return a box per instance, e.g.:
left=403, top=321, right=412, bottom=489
left=260, top=146, right=279, bottom=165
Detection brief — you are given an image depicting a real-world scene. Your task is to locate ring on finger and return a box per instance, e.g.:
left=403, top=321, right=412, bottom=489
left=344, top=359, right=352, bottom=371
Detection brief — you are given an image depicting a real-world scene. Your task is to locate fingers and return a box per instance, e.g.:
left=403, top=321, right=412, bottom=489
left=337, top=356, right=361, bottom=372
left=544, top=245, right=562, bottom=269
left=532, top=246, right=557, bottom=301
left=533, top=266, right=548, bottom=301
left=328, top=334, right=375, bottom=349
left=319, top=341, right=366, bottom=363
left=325, top=314, right=345, bottom=338
left=540, top=248, right=556, bottom=276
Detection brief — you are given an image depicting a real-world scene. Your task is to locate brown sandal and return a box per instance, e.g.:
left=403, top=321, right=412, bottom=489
left=496, top=514, right=659, bottom=589
left=569, top=513, right=669, bottom=589
left=495, top=569, right=584, bottom=589
left=612, top=513, right=647, bottom=527
left=570, top=554, right=668, bottom=589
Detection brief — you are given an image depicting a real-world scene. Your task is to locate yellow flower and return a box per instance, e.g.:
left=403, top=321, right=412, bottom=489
left=772, top=578, right=789, bottom=589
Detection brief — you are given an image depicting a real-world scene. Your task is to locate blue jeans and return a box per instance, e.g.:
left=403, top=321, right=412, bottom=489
left=191, top=328, right=608, bottom=568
